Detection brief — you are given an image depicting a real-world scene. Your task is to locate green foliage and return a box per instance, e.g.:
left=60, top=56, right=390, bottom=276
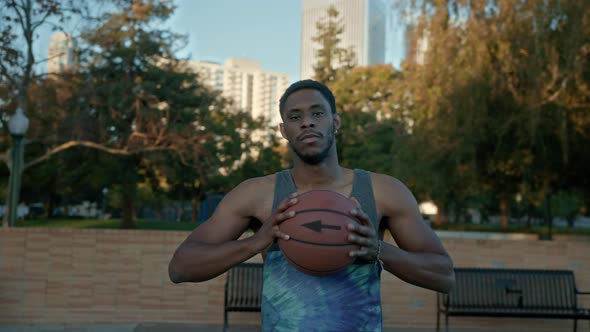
left=551, top=191, right=582, bottom=223
left=5, top=0, right=589, bottom=233
left=395, top=0, right=590, bottom=223
left=318, top=0, right=590, bottom=227
left=6, top=0, right=281, bottom=226
left=328, top=65, right=409, bottom=175
left=14, top=218, right=198, bottom=231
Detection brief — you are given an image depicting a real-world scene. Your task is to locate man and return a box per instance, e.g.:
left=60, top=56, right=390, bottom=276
left=169, top=80, right=454, bottom=331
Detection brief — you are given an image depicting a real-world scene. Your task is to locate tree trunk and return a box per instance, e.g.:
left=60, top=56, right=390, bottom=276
left=44, top=194, right=55, bottom=218
left=435, top=203, right=448, bottom=225
left=567, top=216, right=575, bottom=228
left=154, top=203, right=162, bottom=220
left=120, top=188, right=136, bottom=229
left=119, top=158, right=138, bottom=229
left=543, top=194, right=553, bottom=240
left=191, top=185, right=201, bottom=223
left=434, top=207, right=442, bottom=225
left=500, top=196, right=509, bottom=229
left=176, top=202, right=183, bottom=222
left=526, top=204, right=533, bottom=229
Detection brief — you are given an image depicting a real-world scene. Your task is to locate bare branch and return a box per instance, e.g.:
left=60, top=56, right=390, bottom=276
left=22, top=140, right=203, bottom=171
left=0, top=61, right=17, bottom=86
left=506, top=76, right=523, bottom=105
left=12, top=1, right=27, bottom=42
left=34, top=48, right=68, bottom=65
left=532, top=76, right=569, bottom=109
left=543, top=64, right=561, bottom=98
left=0, top=150, right=8, bottom=166
left=30, top=9, right=53, bottom=32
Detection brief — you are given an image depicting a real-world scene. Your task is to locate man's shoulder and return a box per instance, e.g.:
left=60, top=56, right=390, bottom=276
left=367, top=171, right=418, bottom=215
left=368, top=171, right=398, bottom=185
left=230, top=171, right=285, bottom=202
left=367, top=171, right=408, bottom=196
left=219, top=173, right=279, bottom=217
left=238, top=173, right=277, bottom=192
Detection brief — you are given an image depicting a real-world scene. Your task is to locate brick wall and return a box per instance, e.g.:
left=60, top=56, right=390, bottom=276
left=0, top=227, right=588, bottom=331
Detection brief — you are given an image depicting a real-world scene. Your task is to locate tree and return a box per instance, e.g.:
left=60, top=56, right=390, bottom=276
left=311, top=5, right=356, bottom=83
left=158, top=100, right=281, bottom=223
left=0, top=0, right=95, bottom=226
left=400, top=0, right=590, bottom=227
left=2, top=1, right=285, bottom=226
left=328, top=65, right=409, bottom=174
left=0, top=0, right=85, bottom=115
left=69, top=0, right=224, bottom=227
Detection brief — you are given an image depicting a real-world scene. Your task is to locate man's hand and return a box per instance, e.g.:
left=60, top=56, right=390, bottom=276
left=347, top=197, right=379, bottom=262
left=250, top=193, right=299, bottom=253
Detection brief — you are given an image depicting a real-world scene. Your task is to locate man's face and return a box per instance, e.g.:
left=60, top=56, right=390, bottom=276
left=280, top=89, right=340, bottom=165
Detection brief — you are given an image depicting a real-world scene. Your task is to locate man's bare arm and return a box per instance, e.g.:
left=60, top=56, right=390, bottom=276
left=168, top=178, right=297, bottom=283
left=375, top=174, right=455, bottom=293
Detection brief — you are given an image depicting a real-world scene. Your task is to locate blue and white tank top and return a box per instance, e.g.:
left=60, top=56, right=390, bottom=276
left=261, top=169, right=382, bottom=332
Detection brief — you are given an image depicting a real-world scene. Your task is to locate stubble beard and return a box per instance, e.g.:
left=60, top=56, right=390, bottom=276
left=290, top=125, right=335, bottom=165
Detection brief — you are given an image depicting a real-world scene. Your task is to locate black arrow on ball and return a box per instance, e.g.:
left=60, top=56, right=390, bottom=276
left=302, top=220, right=342, bottom=233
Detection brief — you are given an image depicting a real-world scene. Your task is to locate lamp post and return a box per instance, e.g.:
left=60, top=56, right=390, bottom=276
left=6, top=107, right=29, bottom=227
left=102, top=187, right=109, bottom=219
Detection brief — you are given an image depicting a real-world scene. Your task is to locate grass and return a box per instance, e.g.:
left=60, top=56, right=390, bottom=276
left=431, top=222, right=590, bottom=235
left=14, top=218, right=200, bottom=231
left=12, top=218, right=590, bottom=235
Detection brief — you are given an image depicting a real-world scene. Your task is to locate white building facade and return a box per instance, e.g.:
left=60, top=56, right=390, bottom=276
left=47, top=32, right=78, bottom=74
left=300, top=0, right=386, bottom=80
left=188, top=58, right=289, bottom=128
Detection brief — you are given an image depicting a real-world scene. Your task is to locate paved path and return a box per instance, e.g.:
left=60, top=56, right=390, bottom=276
left=0, top=323, right=550, bottom=332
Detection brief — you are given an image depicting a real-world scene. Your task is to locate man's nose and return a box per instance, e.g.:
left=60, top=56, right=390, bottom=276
left=301, top=113, right=315, bottom=128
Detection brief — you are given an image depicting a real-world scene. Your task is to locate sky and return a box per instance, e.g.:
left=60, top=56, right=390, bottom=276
left=35, top=0, right=405, bottom=83
left=167, top=0, right=303, bottom=81
left=166, top=0, right=405, bottom=82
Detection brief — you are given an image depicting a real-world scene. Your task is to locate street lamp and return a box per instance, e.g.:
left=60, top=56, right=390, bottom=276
left=102, top=187, right=109, bottom=219
left=6, top=107, right=29, bottom=227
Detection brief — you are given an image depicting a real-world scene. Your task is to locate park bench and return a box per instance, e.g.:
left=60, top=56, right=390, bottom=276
left=437, top=268, right=590, bottom=332
left=224, top=262, right=263, bottom=332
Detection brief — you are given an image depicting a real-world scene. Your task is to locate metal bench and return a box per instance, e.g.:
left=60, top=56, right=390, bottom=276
left=224, top=262, right=263, bottom=332
left=437, top=268, right=590, bottom=332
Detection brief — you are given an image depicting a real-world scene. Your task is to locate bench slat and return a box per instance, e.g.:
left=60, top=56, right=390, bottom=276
left=447, top=268, right=579, bottom=311
left=437, top=268, right=590, bottom=332
left=225, top=262, right=263, bottom=311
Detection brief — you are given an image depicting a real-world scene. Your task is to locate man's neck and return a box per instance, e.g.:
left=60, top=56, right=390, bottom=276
left=290, top=156, right=343, bottom=190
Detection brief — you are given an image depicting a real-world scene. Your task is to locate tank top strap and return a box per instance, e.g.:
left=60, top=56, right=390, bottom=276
left=272, top=169, right=297, bottom=210
left=350, top=169, right=379, bottom=231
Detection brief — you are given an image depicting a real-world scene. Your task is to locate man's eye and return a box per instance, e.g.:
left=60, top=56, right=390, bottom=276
left=289, top=115, right=300, bottom=121
left=313, top=111, right=324, bottom=117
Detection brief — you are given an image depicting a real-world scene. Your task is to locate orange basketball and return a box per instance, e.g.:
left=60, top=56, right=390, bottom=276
left=278, top=190, right=360, bottom=275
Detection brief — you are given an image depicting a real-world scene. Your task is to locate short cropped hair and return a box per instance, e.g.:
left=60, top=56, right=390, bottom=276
left=279, top=79, right=336, bottom=117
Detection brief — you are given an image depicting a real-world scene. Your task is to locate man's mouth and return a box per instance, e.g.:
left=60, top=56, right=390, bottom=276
left=298, top=132, right=321, bottom=143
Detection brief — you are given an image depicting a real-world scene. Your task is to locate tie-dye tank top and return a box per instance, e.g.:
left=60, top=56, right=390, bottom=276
left=261, top=169, right=382, bottom=332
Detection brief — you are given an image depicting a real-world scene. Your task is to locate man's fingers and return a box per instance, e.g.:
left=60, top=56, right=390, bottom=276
left=277, top=193, right=299, bottom=212
left=272, top=225, right=290, bottom=240
left=348, top=223, right=374, bottom=238
left=275, top=210, right=295, bottom=224
left=348, top=208, right=372, bottom=230
left=349, top=247, right=370, bottom=257
left=347, top=232, right=377, bottom=247
left=350, top=197, right=362, bottom=209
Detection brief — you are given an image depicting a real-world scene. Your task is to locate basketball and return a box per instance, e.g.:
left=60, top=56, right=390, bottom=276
left=278, top=190, right=360, bottom=275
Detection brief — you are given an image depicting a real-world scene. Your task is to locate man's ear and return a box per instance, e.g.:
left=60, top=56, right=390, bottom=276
left=279, top=123, right=287, bottom=139
left=333, top=113, right=341, bottom=132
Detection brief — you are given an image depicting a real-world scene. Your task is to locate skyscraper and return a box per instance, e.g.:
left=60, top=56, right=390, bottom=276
left=300, top=0, right=386, bottom=80
left=188, top=58, right=290, bottom=128
left=47, top=32, right=78, bottom=74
